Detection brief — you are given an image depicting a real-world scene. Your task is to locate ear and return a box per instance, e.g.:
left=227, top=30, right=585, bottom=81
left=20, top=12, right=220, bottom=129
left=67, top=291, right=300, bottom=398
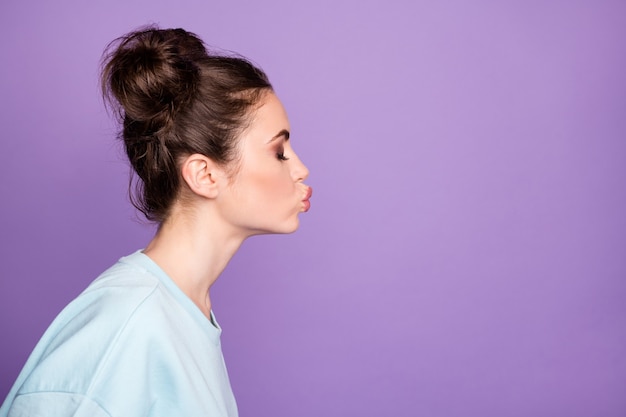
left=180, top=154, right=225, bottom=199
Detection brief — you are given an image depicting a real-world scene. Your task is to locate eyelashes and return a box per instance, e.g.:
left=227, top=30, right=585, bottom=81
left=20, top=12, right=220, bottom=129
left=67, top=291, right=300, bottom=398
left=277, top=145, right=290, bottom=161
left=274, top=139, right=290, bottom=161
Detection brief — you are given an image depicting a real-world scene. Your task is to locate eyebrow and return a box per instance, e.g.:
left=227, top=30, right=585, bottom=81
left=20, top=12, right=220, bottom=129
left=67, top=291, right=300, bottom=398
left=267, top=129, right=290, bottom=143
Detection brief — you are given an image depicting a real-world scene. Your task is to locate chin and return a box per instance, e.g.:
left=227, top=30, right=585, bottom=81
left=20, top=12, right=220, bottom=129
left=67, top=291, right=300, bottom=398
left=272, top=218, right=300, bottom=235
left=247, top=218, right=300, bottom=237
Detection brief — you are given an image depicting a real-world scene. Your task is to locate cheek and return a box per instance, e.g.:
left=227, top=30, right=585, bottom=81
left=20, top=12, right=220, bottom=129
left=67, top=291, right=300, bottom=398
left=234, top=163, right=294, bottom=208
left=252, top=168, right=294, bottom=201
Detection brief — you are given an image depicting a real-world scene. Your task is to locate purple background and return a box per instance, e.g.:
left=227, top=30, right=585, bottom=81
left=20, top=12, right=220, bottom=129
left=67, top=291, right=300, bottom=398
left=1, top=1, right=625, bottom=415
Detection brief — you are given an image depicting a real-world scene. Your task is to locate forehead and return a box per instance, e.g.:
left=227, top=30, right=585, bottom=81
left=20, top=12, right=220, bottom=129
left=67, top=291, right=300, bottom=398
left=243, top=93, right=290, bottom=141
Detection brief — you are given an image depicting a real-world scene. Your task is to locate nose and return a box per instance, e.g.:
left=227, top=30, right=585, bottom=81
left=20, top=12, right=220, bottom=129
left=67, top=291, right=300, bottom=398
left=291, top=152, right=309, bottom=182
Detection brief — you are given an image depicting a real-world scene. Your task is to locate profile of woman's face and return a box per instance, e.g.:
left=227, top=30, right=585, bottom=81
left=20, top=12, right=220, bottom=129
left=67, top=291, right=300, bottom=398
left=216, top=92, right=311, bottom=236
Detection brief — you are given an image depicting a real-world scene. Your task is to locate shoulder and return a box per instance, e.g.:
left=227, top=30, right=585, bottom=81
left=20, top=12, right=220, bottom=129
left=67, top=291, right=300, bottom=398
left=13, top=253, right=174, bottom=396
left=4, top=252, right=231, bottom=417
left=48, top=254, right=164, bottom=339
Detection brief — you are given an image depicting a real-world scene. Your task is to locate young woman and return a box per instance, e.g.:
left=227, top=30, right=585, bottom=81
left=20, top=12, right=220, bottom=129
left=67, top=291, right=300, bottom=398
left=0, top=26, right=311, bottom=417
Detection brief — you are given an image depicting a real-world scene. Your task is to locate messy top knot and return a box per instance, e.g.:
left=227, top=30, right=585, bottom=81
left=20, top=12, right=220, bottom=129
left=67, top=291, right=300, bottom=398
left=101, top=26, right=272, bottom=223
left=103, top=28, right=202, bottom=136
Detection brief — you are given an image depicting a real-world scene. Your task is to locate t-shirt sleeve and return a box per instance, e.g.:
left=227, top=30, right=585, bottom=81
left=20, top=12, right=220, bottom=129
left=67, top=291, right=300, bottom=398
left=8, top=392, right=111, bottom=417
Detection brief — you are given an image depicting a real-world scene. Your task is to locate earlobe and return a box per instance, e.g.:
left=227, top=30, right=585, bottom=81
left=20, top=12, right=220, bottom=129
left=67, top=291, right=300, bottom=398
left=181, top=154, right=222, bottom=199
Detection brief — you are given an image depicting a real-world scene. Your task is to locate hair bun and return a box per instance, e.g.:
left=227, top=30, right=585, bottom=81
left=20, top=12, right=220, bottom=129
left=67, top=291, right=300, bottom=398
left=102, top=27, right=203, bottom=135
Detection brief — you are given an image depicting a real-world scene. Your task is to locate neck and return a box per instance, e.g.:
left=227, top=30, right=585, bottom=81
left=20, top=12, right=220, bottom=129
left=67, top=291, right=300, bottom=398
left=142, top=205, right=246, bottom=320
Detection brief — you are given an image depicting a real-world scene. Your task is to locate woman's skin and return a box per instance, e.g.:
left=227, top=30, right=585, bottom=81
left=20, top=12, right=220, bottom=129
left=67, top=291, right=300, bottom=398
left=143, top=92, right=311, bottom=319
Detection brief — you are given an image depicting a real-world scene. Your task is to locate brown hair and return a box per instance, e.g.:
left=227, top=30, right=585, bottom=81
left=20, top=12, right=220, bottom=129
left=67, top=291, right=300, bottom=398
left=101, top=26, right=272, bottom=222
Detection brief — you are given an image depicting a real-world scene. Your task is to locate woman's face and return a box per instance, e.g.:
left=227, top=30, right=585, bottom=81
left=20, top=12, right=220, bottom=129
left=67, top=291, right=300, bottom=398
left=217, top=92, right=311, bottom=236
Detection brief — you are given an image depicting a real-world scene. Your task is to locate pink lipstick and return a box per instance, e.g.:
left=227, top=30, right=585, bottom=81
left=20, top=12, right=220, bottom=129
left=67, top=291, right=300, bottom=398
left=302, top=186, right=313, bottom=212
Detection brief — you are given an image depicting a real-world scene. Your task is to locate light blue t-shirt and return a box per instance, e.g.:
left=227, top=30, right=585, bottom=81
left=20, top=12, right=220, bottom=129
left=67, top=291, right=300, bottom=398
left=0, top=251, right=238, bottom=417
